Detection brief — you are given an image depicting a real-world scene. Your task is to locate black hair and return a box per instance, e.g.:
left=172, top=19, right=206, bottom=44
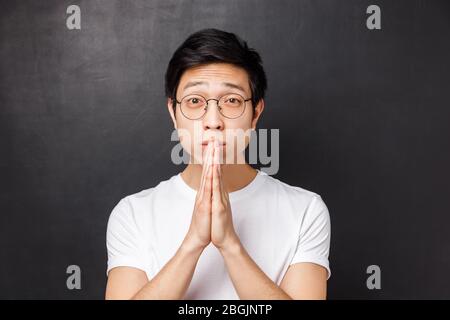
left=165, top=28, right=267, bottom=114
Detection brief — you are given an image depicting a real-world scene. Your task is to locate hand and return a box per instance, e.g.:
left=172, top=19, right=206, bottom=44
left=183, top=138, right=215, bottom=251
left=210, top=139, right=239, bottom=250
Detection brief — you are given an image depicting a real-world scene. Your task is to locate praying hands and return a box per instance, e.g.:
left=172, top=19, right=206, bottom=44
left=185, top=137, right=239, bottom=252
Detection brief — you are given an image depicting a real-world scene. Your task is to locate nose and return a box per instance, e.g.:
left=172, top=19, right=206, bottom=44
left=202, top=100, right=224, bottom=131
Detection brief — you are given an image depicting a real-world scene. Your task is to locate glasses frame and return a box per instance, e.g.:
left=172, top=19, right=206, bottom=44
left=174, top=93, right=252, bottom=120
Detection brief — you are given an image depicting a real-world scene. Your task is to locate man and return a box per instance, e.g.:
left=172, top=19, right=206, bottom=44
left=105, top=28, right=331, bottom=299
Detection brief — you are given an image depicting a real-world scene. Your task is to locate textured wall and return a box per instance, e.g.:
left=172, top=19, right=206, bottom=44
left=1, top=0, right=449, bottom=299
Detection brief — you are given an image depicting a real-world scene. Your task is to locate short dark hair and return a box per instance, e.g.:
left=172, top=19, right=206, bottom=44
left=165, top=28, right=267, bottom=113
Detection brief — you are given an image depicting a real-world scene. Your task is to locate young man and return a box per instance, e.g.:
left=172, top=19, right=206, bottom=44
left=105, top=28, right=331, bottom=300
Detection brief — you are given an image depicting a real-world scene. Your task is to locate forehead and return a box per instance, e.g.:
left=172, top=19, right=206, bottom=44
left=177, top=63, right=250, bottom=96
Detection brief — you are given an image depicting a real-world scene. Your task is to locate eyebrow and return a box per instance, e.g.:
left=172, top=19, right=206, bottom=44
left=182, top=81, right=247, bottom=94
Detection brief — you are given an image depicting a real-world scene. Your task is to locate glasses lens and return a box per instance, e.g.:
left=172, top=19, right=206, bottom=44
left=219, top=94, right=246, bottom=119
left=180, top=95, right=207, bottom=119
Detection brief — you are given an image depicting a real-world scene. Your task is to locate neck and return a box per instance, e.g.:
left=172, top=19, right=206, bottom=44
left=180, top=163, right=257, bottom=193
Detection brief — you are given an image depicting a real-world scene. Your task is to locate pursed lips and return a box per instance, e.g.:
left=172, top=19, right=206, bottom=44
left=201, top=140, right=226, bottom=146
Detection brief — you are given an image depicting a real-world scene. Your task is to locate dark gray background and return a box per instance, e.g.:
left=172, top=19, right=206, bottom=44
left=1, top=0, right=449, bottom=299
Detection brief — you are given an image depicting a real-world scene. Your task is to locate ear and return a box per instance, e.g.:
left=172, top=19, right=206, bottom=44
left=167, top=97, right=177, bottom=129
left=251, top=99, right=265, bottom=130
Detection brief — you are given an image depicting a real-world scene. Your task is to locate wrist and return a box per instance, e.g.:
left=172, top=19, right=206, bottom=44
left=181, top=236, right=208, bottom=255
left=218, top=236, right=242, bottom=257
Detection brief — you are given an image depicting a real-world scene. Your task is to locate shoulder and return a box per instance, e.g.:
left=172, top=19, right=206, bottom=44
left=256, top=172, right=331, bottom=230
left=260, top=172, right=327, bottom=209
left=107, top=174, right=178, bottom=224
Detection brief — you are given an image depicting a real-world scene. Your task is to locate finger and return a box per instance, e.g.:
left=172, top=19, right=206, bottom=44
left=201, top=140, right=213, bottom=175
left=199, top=142, right=213, bottom=200
left=197, top=140, right=214, bottom=200
left=197, top=147, right=210, bottom=200
left=201, top=138, right=214, bottom=174
left=216, top=152, right=229, bottom=203
left=202, top=137, right=213, bottom=165
left=214, top=141, right=229, bottom=204
left=212, top=143, right=220, bottom=201
left=203, top=144, right=214, bottom=203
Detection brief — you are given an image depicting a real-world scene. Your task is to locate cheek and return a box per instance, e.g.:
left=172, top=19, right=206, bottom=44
left=177, top=121, right=204, bottom=156
left=223, top=121, right=253, bottom=156
left=177, top=122, right=192, bottom=148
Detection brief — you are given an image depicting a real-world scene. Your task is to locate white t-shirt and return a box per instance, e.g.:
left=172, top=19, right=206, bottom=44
left=106, top=169, right=331, bottom=299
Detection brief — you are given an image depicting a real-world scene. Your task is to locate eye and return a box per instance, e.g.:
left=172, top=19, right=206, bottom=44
left=224, top=96, right=242, bottom=106
left=183, top=96, right=205, bottom=108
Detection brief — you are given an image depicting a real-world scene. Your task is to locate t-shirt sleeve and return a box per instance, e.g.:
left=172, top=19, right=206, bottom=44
left=290, top=194, right=332, bottom=280
left=106, top=197, right=151, bottom=277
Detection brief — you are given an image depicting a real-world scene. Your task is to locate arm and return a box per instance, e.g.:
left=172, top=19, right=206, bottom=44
left=210, top=141, right=329, bottom=299
left=105, top=238, right=205, bottom=300
left=219, top=239, right=292, bottom=299
left=105, top=141, right=216, bottom=300
left=220, top=239, right=327, bottom=299
left=279, top=262, right=327, bottom=299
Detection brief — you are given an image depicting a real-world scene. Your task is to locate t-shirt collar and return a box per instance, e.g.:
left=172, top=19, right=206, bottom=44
left=175, top=169, right=267, bottom=202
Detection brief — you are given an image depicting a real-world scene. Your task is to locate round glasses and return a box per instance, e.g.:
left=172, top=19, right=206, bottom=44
left=174, top=93, right=252, bottom=120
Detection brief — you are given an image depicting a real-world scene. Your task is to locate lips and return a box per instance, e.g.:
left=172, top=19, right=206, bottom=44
left=201, top=140, right=226, bottom=146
